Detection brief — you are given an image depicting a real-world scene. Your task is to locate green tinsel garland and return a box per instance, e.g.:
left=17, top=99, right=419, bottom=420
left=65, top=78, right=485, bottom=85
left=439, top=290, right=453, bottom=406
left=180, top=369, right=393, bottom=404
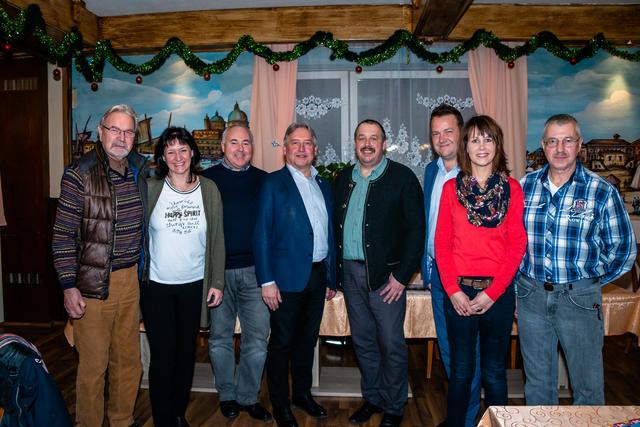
left=2, top=4, right=638, bottom=84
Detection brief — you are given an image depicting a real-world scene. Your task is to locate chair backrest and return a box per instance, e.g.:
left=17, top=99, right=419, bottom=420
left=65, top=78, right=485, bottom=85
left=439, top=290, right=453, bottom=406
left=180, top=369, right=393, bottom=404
left=631, top=243, right=640, bottom=293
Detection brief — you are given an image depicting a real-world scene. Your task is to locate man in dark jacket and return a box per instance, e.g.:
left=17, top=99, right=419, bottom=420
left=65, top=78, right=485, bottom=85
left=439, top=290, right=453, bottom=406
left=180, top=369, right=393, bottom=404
left=333, top=119, right=425, bottom=427
left=52, top=104, right=147, bottom=427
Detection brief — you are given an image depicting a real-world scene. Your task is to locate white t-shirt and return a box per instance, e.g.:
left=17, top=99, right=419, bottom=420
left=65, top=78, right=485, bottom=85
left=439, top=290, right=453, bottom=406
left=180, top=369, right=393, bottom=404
left=149, top=179, right=206, bottom=284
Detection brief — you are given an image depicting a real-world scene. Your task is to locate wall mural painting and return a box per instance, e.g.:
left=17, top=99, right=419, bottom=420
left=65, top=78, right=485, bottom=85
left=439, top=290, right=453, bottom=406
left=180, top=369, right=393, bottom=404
left=71, top=52, right=254, bottom=169
left=71, top=46, right=640, bottom=211
left=527, top=50, right=640, bottom=213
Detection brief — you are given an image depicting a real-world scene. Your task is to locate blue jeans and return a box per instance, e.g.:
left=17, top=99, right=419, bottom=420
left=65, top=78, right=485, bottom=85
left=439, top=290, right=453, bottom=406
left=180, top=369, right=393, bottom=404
left=517, top=275, right=604, bottom=405
left=444, top=285, right=515, bottom=427
left=208, top=266, right=270, bottom=405
left=430, top=265, right=481, bottom=427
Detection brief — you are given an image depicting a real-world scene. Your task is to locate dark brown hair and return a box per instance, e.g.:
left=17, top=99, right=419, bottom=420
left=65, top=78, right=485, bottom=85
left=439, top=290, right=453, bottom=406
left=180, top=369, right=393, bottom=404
left=429, top=103, right=463, bottom=131
left=154, top=126, right=201, bottom=182
left=458, top=115, right=510, bottom=177
left=354, top=119, right=386, bottom=141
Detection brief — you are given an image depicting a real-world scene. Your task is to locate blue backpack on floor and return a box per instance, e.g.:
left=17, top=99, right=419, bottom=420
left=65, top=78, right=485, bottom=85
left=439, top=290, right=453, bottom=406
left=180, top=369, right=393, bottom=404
left=0, top=333, right=72, bottom=427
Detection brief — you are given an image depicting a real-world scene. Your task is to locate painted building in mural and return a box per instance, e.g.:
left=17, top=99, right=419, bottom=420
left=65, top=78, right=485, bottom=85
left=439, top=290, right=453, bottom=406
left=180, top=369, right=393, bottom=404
left=71, top=102, right=249, bottom=162
left=192, top=103, right=249, bottom=158
left=526, top=133, right=640, bottom=192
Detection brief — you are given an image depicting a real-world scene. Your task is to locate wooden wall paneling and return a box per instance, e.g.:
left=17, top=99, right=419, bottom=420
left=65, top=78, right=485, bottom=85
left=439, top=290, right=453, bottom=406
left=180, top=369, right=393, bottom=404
left=412, top=0, right=474, bottom=39
left=448, top=5, right=640, bottom=43
left=5, top=0, right=99, bottom=45
left=0, top=57, right=62, bottom=322
left=98, top=5, right=412, bottom=51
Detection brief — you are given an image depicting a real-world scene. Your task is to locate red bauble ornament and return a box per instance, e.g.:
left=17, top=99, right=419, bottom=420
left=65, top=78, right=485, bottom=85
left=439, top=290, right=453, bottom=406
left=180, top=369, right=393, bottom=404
left=53, top=68, right=61, bottom=81
left=203, top=72, right=210, bottom=81
left=135, top=75, right=143, bottom=84
left=570, top=57, right=578, bottom=65
left=436, top=65, right=444, bottom=73
left=3, top=42, right=10, bottom=52
left=90, top=82, right=99, bottom=92
left=355, top=65, right=363, bottom=73
left=507, top=61, right=515, bottom=69
left=272, top=64, right=280, bottom=71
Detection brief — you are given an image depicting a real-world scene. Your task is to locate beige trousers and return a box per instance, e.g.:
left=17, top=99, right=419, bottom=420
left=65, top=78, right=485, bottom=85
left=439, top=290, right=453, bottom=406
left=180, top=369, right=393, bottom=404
left=73, top=265, right=141, bottom=427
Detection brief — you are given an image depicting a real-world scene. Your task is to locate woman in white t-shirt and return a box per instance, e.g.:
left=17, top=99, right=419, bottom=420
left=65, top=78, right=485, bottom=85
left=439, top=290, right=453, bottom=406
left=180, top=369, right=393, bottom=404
left=141, top=127, right=225, bottom=427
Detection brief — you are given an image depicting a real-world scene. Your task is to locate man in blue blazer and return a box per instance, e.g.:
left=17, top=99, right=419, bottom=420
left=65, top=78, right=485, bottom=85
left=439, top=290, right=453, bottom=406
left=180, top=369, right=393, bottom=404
left=422, top=104, right=481, bottom=427
left=254, top=122, right=336, bottom=427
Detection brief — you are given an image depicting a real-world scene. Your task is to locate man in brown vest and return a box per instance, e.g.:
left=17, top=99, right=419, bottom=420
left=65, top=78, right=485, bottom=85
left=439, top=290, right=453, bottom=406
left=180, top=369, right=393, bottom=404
left=52, top=104, right=148, bottom=427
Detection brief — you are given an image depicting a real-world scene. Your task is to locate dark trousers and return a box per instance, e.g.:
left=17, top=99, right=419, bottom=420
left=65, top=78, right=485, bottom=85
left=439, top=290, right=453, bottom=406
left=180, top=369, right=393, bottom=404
left=140, top=280, right=203, bottom=427
left=444, top=285, right=515, bottom=427
left=342, top=260, right=408, bottom=415
left=266, top=263, right=326, bottom=407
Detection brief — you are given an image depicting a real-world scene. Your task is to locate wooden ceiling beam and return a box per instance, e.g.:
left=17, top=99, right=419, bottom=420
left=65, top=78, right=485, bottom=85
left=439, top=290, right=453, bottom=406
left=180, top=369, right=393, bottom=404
left=449, top=5, right=640, bottom=43
left=5, top=0, right=99, bottom=45
left=99, top=5, right=413, bottom=51
left=412, top=0, right=473, bottom=39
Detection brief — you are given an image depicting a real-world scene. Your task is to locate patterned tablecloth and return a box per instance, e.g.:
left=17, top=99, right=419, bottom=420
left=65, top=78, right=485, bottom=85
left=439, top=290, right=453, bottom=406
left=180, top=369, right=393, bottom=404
left=318, top=284, right=640, bottom=342
left=478, top=405, right=640, bottom=427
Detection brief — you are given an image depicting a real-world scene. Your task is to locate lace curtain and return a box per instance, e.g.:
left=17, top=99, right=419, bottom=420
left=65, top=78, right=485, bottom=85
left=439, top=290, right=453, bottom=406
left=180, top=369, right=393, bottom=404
left=295, top=45, right=476, bottom=183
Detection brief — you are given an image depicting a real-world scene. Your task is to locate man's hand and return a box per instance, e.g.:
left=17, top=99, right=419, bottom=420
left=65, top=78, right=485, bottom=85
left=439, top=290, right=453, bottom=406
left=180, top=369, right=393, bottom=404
left=262, top=284, right=282, bottom=311
left=379, top=273, right=406, bottom=304
left=207, top=288, right=223, bottom=307
left=325, top=288, right=336, bottom=301
left=450, top=291, right=472, bottom=316
left=469, top=291, right=494, bottom=315
left=63, top=288, right=87, bottom=319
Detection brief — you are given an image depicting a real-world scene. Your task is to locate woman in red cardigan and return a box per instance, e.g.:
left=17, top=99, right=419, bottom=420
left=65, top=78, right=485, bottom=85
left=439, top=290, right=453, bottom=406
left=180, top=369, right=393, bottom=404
left=435, top=115, right=526, bottom=427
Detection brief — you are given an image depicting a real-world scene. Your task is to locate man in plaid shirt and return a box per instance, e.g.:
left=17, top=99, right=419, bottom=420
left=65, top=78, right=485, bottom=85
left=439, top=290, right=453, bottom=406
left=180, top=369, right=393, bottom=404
left=517, top=113, right=636, bottom=405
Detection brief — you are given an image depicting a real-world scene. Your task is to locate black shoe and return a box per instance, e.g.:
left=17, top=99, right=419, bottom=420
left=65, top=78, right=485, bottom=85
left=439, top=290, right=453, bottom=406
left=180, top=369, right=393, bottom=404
left=292, top=392, right=328, bottom=418
left=273, top=406, right=298, bottom=427
left=174, top=416, right=191, bottom=427
left=241, top=402, right=273, bottom=421
left=220, top=400, right=241, bottom=418
left=379, top=413, right=402, bottom=427
left=349, top=401, right=384, bottom=424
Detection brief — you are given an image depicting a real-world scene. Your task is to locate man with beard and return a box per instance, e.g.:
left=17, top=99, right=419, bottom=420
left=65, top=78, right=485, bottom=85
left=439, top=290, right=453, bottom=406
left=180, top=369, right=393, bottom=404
left=333, top=119, right=425, bottom=427
left=52, top=104, right=147, bottom=427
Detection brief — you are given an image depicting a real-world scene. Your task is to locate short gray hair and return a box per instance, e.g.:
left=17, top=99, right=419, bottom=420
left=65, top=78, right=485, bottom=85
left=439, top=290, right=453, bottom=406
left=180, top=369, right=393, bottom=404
left=283, top=122, right=318, bottom=146
left=99, top=104, right=138, bottom=130
left=222, top=124, right=254, bottom=145
left=543, top=114, right=582, bottom=140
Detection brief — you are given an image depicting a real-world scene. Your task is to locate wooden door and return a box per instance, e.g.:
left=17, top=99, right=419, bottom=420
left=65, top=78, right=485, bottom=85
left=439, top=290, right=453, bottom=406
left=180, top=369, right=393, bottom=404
left=0, top=56, right=63, bottom=322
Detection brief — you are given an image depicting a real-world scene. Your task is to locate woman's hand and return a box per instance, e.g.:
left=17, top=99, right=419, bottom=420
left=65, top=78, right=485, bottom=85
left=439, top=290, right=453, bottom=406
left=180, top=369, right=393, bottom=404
left=469, top=291, right=495, bottom=315
left=450, top=291, right=472, bottom=316
left=207, top=288, right=223, bottom=307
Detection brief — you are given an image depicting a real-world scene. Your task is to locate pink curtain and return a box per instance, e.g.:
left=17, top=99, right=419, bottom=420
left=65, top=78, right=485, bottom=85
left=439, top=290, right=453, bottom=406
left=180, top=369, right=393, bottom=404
left=249, top=44, right=298, bottom=172
left=468, top=46, right=528, bottom=179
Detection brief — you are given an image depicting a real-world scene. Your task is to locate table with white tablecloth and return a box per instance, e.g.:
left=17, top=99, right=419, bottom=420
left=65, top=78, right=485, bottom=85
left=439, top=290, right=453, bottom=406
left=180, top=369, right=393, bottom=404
left=478, top=405, right=640, bottom=427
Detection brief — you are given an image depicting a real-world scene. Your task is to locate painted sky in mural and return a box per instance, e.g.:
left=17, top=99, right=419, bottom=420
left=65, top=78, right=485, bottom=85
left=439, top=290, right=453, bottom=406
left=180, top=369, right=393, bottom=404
left=72, top=52, right=254, bottom=138
left=527, top=50, right=640, bottom=152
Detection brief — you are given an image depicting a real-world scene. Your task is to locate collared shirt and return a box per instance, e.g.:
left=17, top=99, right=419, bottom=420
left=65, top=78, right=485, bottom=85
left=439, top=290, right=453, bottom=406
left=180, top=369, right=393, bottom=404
left=519, top=162, right=636, bottom=285
left=427, top=157, right=460, bottom=260
left=343, top=157, right=388, bottom=260
left=221, top=157, right=251, bottom=172
left=286, top=164, right=329, bottom=262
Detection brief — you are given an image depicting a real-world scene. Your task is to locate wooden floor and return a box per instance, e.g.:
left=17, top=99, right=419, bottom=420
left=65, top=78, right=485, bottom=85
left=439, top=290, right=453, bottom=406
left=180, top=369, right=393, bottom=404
left=1, top=323, right=639, bottom=427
